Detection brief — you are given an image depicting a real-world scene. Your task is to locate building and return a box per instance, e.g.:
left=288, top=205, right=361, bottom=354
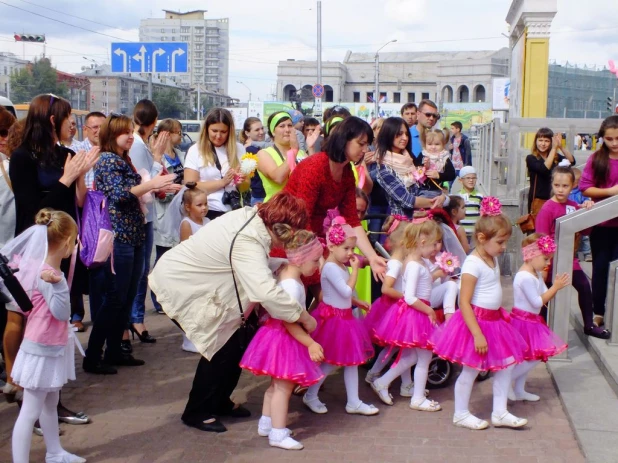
left=0, top=52, right=29, bottom=99
left=139, top=10, right=230, bottom=95
left=78, top=65, right=191, bottom=116
left=547, top=62, right=618, bottom=119
left=277, top=49, right=510, bottom=108
left=56, top=70, right=90, bottom=111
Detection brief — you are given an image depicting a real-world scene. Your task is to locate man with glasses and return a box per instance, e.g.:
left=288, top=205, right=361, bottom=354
left=411, top=99, right=440, bottom=158
left=74, top=112, right=106, bottom=190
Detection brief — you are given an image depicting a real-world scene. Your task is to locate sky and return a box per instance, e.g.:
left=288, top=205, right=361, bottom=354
left=0, top=0, right=617, bottom=102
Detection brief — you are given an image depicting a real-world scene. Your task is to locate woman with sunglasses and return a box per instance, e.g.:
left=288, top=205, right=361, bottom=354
left=8, top=93, right=99, bottom=428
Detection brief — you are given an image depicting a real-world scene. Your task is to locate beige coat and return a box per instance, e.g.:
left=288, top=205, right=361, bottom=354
left=149, top=206, right=304, bottom=360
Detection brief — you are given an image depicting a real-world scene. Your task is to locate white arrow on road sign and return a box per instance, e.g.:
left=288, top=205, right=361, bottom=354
left=113, top=48, right=128, bottom=72
left=132, top=45, right=147, bottom=73
left=152, top=48, right=165, bottom=72
left=172, top=48, right=185, bottom=72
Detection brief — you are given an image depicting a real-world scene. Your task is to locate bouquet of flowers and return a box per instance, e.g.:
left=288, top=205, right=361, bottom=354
left=435, top=251, right=460, bottom=275
left=236, top=152, right=259, bottom=184
left=411, top=166, right=427, bottom=184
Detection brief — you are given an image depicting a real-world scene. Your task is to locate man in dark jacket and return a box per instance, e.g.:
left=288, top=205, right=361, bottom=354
left=450, top=121, right=472, bottom=169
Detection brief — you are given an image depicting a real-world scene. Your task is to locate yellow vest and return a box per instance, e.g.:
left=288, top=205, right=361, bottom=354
left=257, top=147, right=287, bottom=202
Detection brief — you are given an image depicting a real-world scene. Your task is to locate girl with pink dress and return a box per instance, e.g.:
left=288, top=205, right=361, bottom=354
left=240, top=230, right=325, bottom=451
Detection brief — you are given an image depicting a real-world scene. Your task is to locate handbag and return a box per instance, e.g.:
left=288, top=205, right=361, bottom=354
left=228, top=212, right=260, bottom=350
left=516, top=174, right=539, bottom=233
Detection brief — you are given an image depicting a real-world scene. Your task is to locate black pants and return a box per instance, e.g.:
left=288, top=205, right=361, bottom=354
left=206, top=209, right=226, bottom=221
left=590, top=226, right=618, bottom=317
left=181, top=329, right=243, bottom=424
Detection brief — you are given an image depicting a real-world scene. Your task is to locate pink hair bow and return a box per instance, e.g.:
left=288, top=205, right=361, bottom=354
left=480, top=197, right=502, bottom=217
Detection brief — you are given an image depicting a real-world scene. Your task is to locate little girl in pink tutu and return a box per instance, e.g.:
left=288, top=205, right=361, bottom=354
left=430, top=197, right=529, bottom=430
left=364, top=215, right=413, bottom=396
left=240, top=230, right=325, bottom=451
left=302, top=216, right=379, bottom=416
left=370, top=218, right=442, bottom=411
left=509, top=233, right=569, bottom=402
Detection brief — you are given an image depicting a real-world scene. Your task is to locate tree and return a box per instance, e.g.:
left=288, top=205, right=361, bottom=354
left=9, top=57, right=68, bottom=103
left=153, top=88, right=188, bottom=119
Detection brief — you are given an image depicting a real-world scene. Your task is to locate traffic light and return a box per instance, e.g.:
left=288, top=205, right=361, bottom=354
left=607, top=97, right=613, bottom=112
left=13, top=34, right=45, bottom=43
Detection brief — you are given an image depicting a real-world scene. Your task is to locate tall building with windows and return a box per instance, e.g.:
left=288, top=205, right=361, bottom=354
left=139, top=10, right=229, bottom=95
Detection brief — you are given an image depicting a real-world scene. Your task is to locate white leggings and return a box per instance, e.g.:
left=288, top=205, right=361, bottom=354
left=375, top=348, right=433, bottom=400
left=368, top=348, right=413, bottom=386
left=511, top=360, right=540, bottom=395
left=305, top=364, right=362, bottom=408
left=12, top=389, right=63, bottom=463
left=454, top=365, right=514, bottom=416
left=430, top=280, right=458, bottom=314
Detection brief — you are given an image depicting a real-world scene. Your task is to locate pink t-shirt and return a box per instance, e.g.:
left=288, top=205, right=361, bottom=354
left=535, top=199, right=581, bottom=271
left=579, top=154, right=618, bottom=227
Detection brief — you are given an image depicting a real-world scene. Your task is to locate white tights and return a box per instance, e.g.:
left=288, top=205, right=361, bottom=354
left=511, top=360, right=540, bottom=395
left=367, top=348, right=413, bottom=386
left=305, top=364, right=362, bottom=407
left=374, top=348, right=432, bottom=399
left=13, top=389, right=63, bottom=463
left=454, top=365, right=513, bottom=416
left=430, top=280, right=458, bottom=314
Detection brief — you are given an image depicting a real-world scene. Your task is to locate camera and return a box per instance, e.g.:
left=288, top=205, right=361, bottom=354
left=222, top=189, right=242, bottom=210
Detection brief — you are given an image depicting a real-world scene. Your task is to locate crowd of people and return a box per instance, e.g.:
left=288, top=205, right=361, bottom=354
left=0, top=92, right=617, bottom=459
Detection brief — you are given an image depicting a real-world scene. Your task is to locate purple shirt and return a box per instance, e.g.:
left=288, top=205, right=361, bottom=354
left=579, top=154, right=618, bottom=227
left=535, top=199, right=582, bottom=271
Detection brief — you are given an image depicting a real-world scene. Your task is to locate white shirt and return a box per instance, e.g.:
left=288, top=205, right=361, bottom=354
left=403, top=260, right=433, bottom=306
left=385, top=259, right=404, bottom=293
left=461, top=254, right=502, bottom=309
left=279, top=278, right=306, bottom=308
left=184, top=142, right=245, bottom=213
left=321, top=262, right=353, bottom=309
left=180, top=217, right=209, bottom=237
left=513, top=271, right=546, bottom=314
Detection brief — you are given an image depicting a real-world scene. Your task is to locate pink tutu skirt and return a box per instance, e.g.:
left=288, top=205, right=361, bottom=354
left=429, top=305, right=529, bottom=372
left=372, top=298, right=435, bottom=349
left=240, top=318, right=324, bottom=387
left=312, top=302, right=374, bottom=366
left=510, top=308, right=567, bottom=362
left=364, top=295, right=395, bottom=335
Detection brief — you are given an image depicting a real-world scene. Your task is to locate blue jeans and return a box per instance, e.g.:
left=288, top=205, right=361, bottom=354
left=579, top=235, right=591, bottom=255
left=85, top=241, right=145, bottom=363
left=131, top=222, right=153, bottom=324
left=150, top=245, right=170, bottom=311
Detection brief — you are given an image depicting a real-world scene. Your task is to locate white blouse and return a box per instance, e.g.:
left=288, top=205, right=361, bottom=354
left=513, top=271, right=546, bottom=314
left=461, top=254, right=502, bottom=310
left=403, top=260, right=433, bottom=306
left=386, top=259, right=404, bottom=293
left=321, top=262, right=353, bottom=309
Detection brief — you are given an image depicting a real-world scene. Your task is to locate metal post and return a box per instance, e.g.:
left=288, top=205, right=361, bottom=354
left=317, top=0, right=322, bottom=93
left=105, top=78, right=109, bottom=113
left=148, top=73, right=153, bottom=100
left=197, top=85, right=201, bottom=119
left=374, top=53, right=379, bottom=119
left=606, top=261, right=618, bottom=345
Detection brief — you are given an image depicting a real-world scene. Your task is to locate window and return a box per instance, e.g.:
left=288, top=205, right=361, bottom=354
left=422, top=92, right=430, bottom=100
left=3, top=66, right=7, bottom=75
left=367, top=92, right=374, bottom=103
left=161, top=37, right=166, bottom=41
left=181, top=26, right=190, bottom=33
left=181, top=35, right=189, bottom=41
left=172, top=29, right=176, bottom=33
left=171, top=37, right=175, bottom=41
left=407, top=92, right=415, bottom=103
left=393, top=92, right=401, bottom=103
left=161, top=28, right=165, bottom=33
left=353, top=92, right=360, bottom=103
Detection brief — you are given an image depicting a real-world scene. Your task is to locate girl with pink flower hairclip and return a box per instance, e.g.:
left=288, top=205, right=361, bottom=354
left=508, top=233, right=570, bottom=403
left=302, top=215, right=379, bottom=417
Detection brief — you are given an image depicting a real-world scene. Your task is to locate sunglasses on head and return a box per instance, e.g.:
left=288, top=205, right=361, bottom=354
left=109, top=111, right=123, bottom=119
left=422, top=112, right=441, bottom=120
left=48, top=93, right=60, bottom=107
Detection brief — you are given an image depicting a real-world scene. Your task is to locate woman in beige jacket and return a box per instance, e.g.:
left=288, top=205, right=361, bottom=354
left=149, top=192, right=317, bottom=433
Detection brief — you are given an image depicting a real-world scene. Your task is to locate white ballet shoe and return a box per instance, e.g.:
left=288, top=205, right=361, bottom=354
left=399, top=383, right=428, bottom=397
left=410, top=397, right=442, bottom=412
left=302, top=395, right=328, bottom=414
left=509, top=389, right=540, bottom=402
left=365, top=371, right=380, bottom=384
left=45, top=452, right=87, bottom=463
left=453, top=411, right=489, bottom=430
left=268, top=429, right=304, bottom=450
left=370, top=380, right=393, bottom=405
left=181, top=334, right=199, bottom=353
left=345, top=401, right=379, bottom=416
left=257, top=425, right=271, bottom=437
left=491, top=411, right=528, bottom=428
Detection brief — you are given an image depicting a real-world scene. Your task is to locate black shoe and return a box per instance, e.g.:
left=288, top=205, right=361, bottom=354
left=585, top=326, right=611, bottom=339
left=83, top=359, right=118, bottom=375
left=57, top=404, right=91, bottom=425
left=182, top=418, right=227, bottom=433
left=120, top=340, right=133, bottom=355
left=221, top=405, right=251, bottom=418
left=130, top=325, right=156, bottom=343
left=111, top=354, right=145, bottom=367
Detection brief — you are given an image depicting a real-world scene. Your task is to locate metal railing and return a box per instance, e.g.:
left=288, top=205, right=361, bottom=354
left=550, top=195, right=618, bottom=360
left=606, top=261, right=618, bottom=345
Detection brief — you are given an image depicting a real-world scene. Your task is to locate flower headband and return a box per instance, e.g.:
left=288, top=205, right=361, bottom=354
left=522, top=235, right=557, bottom=261
left=387, top=214, right=410, bottom=235
left=480, top=196, right=502, bottom=217
left=286, top=237, right=324, bottom=266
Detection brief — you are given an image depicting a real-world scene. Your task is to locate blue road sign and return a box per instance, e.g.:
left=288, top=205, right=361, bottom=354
left=111, top=42, right=188, bottom=74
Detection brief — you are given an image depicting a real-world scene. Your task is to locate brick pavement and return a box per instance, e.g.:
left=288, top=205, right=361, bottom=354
left=0, top=293, right=585, bottom=463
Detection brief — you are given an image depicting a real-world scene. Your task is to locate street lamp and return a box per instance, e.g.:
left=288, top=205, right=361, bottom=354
left=375, top=39, right=397, bottom=119
left=236, top=81, right=252, bottom=102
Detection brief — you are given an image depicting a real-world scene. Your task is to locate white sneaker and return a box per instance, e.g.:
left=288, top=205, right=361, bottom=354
left=181, top=334, right=199, bottom=353
left=46, top=452, right=87, bottom=463
left=409, top=397, right=442, bottom=412
left=491, top=411, right=528, bottom=428
left=269, top=429, right=303, bottom=450
left=302, top=395, right=328, bottom=414
left=370, top=381, right=393, bottom=405
left=365, top=371, right=380, bottom=384
left=453, top=412, right=489, bottom=430
left=345, top=401, right=379, bottom=416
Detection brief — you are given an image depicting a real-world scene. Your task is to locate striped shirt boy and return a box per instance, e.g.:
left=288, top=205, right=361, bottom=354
left=457, top=188, right=484, bottom=236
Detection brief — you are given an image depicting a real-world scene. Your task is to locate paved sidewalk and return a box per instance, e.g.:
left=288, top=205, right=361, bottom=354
left=0, top=287, right=584, bottom=463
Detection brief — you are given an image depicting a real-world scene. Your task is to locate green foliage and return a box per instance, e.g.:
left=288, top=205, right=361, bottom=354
left=153, top=88, right=189, bottom=119
left=9, top=57, right=69, bottom=104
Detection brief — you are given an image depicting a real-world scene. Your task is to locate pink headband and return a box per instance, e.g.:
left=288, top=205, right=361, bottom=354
left=287, top=238, right=324, bottom=266
left=522, top=235, right=557, bottom=261
left=480, top=196, right=502, bottom=217
left=327, top=221, right=355, bottom=245
left=388, top=214, right=409, bottom=235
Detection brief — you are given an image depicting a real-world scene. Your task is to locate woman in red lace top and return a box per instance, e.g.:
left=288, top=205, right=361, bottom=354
left=284, top=117, right=387, bottom=286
